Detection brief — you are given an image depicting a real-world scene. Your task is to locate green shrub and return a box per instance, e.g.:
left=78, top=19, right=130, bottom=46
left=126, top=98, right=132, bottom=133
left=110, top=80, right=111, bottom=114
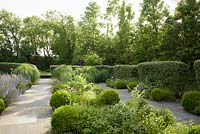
left=96, top=89, right=120, bottom=106
left=106, top=79, right=115, bottom=88
left=113, top=65, right=139, bottom=80
left=52, top=83, right=69, bottom=94
left=115, top=79, right=127, bottom=89
left=151, top=88, right=175, bottom=101
left=51, top=105, right=79, bottom=134
left=95, top=69, right=111, bottom=83
left=92, top=85, right=104, bottom=95
left=188, top=124, right=200, bottom=134
left=13, top=63, right=40, bottom=83
left=194, top=106, right=200, bottom=115
left=79, top=91, right=96, bottom=106
left=0, top=62, right=21, bottom=73
left=83, top=51, right=103, bottom=66
left=52, top=65, right=74, bottom=82
left=194, top=60, right=200, bottom=88
left=28, top=81, right=32, bottom=88
left=182, top=91, right=200, bottom=114
left=0, top=99, right=5, bottom=114
left=127, top=81, right=138, bottom=92
left=50, top=90, right=71, bottom=109
left=138, top=61, right=190, bottom=92
left=164, top=123, right=189, bottom=134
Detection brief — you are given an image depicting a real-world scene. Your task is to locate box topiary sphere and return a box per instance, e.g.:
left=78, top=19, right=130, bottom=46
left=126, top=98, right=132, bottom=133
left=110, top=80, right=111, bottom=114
left=50, top=90, right=71, bottom=109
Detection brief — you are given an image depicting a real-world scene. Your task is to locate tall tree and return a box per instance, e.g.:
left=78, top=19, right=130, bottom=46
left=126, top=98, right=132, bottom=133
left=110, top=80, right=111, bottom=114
left=135, top=0, right=169, bottom=62
left=0, top=9, right=22, bottom=61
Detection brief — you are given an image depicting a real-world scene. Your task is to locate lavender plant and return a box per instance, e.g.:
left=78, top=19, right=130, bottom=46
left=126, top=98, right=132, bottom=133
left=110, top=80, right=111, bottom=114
left=0, top=74, right=30, bottom=105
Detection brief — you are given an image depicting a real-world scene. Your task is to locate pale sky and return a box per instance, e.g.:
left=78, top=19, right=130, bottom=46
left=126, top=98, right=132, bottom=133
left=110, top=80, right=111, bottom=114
left=0, top=0, right=178, bottom=21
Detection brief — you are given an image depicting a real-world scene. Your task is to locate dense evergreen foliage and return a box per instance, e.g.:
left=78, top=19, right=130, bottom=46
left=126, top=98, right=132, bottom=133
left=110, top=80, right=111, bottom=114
left=0, top=0, right=199, bottom=70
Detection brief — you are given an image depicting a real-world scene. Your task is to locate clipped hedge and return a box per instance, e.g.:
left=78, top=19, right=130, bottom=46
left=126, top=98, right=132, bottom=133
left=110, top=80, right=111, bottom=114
left=188, top=124, right=200, bottom=134
left=138, top=61, right=190, bottom=91
left=194, top=60, right=200, bottom=87
left=113, top=65, right=139, bottom=80
left=0, top=62, right=22, bottom=73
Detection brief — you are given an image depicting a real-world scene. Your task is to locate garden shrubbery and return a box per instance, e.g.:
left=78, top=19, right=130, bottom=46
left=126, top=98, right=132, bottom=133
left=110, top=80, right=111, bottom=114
left=0, top=62, right=21, bottom=73
left=52, top=65, right=74, bottom=82
left=96, top=89, right=120, bottom=106
left=194, top=60, right=200, bottom=88
left=188, top=124, right=200, bottom=134
left=0, top=99, right=5, bottom=114
left=182, top=91, right=200, bottom=115
left=127, top=81, right=138, bottom=92
left=106, top=79, right=127, bottom=89
left=50, top=90, right=71, bottom=109
left=13, top=63, right=40, bottom=83
left=113, top=65, right=139, bottom=80
left=52, top=83, right=69, bottom=94
left=151, top=88, right=175, bottom=101
left=138, top=61, right=190, bottom=95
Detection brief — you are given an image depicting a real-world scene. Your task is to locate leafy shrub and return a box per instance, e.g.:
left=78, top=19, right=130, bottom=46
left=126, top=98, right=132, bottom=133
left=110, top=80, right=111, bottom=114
left=151, top=88, right=175, bottom=101
left=194, top=106, right=200, bottom=115
left=96, top=89, right=120, bottom=106
left=113, top=65, right=139, bottom=80
left=182, top=91, right=200, bottom=114
left=92, top=85, right=104, bottom=95
left=127, top=81, right=138, bottom=92
left=188, top=124, right=200, bottom=134
left=164, top=123, right=189, bottom=134
left=83, top=51, right=103, bottom=66
left=78, top=106, right=104, bottom=133
left=115, top=79, right=127, bottom=89
left=106, top=79, right=115, bottom=88
left=0, top=99, right=5, bottom=114
left=194, top=60, right=200, bottom=87
left=94, top=69, right=110, bottom=83
left=52, top=83, right=69, bottom=94
left=79, top=91, right=96, bottom=106
left=13, top=63, right=40, bottom=83
left=50, top=90, right=71, bottom=109
left=0, top=62, right=21, bottom=73
left=51, top=105, right=79, bottom=134
left=52, top=65, right=74, bottom=82
left=138, top=61, right=190, bottom=92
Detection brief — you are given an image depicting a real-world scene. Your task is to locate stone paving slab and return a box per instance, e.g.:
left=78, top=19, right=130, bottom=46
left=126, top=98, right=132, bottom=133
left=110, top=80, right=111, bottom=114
left=0, top=79, right=52, bottom=134
left=97, top=83, right=200, bottom=124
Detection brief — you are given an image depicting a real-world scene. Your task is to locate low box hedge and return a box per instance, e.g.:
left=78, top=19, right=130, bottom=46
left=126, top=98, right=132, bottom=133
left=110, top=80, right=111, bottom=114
left=138, top=61, right=190, bottom=91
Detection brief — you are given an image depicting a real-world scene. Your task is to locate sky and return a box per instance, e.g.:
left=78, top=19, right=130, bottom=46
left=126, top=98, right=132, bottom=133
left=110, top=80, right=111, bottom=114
left=0, top=0, right=178, bottom=21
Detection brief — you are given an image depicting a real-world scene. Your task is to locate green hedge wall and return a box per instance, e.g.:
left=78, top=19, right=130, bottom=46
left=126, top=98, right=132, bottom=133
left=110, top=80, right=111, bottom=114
left=138, top=61, right=190, bottom=90
left=0, top=62, right=22, bottom=73
left=194, top=60, right=200, bottom=87
left=113, top=65, right=138, bottom=80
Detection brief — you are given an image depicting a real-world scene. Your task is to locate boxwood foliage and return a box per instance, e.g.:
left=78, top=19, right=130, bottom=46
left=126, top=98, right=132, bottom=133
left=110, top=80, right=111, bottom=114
left=0, top=62, right=22, bottom=73
left=113, top=65, right=139, bottom=80
left=138, top=61, right=190, bottom=91
left=181, top=91, right=200, bottom=115
left=194, top=60, right=200, bottom=87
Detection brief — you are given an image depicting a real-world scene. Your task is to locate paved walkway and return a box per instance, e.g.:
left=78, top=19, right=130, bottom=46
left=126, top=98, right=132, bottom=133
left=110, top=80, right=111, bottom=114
left=97, top=83, right=200, bottom=124
left=0, top=79, right=52, bottom=134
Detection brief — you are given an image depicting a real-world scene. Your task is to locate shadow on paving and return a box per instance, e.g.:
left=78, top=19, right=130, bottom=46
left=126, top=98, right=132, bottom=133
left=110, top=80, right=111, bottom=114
left=0, top=79, right=52, bottom=134
left=97, top=83, right=200, bottom=124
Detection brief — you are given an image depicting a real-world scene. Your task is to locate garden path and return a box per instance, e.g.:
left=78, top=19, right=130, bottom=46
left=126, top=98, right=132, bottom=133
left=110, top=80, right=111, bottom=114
left=97, top=83, right=200, bottom=124
left=0, top=79, right=52, bottom=134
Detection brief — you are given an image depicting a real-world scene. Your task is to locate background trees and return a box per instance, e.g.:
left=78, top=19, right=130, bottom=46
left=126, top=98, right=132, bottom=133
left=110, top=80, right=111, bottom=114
left=0, top=0, right=199, bottom=70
